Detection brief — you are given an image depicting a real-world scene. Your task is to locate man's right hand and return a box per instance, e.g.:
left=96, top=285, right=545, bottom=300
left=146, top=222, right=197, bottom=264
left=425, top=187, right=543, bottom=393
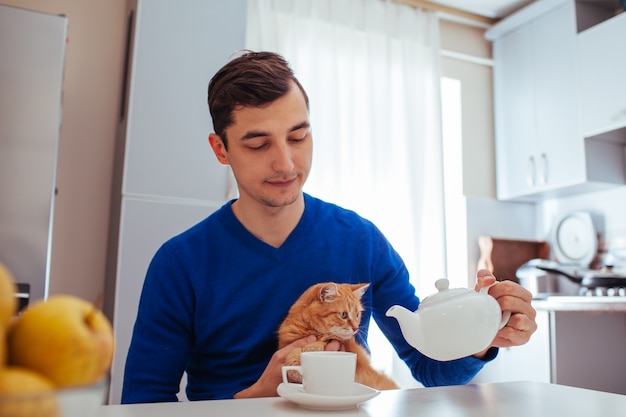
left=233, top=335, right=317, bottom=399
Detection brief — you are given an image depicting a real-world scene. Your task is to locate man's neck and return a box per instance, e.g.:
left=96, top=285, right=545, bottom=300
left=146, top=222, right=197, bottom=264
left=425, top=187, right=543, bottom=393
left=231, top=194, right=305, bottom=248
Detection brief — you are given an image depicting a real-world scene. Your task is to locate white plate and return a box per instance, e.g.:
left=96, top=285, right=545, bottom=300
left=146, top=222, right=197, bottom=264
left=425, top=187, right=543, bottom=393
left=277, top=382, right=380, bottom=411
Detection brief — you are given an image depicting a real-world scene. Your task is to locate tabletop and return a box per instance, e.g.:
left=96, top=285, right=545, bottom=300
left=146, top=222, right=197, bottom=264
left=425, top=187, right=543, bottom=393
left=99, top=381, right=626, bottom=417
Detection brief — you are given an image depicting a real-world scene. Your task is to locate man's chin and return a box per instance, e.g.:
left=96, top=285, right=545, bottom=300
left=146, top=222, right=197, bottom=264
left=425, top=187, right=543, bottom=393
left=261, top=191, right=302, bottom=208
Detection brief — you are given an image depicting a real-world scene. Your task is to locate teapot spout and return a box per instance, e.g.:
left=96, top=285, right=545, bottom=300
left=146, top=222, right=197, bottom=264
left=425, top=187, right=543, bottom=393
left=385, top=305, right=422, bottom=350
left=385, top=305, right=413, bottom=321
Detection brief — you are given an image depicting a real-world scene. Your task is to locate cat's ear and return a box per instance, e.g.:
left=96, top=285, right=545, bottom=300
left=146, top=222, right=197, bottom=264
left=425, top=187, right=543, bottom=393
left=319, top=283, right=339, bottom=303
left=352, top=283, right=370, bottom=299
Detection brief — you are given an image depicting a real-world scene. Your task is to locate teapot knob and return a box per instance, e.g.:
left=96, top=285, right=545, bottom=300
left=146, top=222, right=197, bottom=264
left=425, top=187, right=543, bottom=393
left=434, top=278, right=449, bottom=292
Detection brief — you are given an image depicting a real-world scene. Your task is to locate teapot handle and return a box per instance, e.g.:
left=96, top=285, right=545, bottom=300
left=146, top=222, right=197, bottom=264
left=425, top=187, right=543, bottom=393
left=477, top=280, right=497, bottom=295
left=499, top=310, right=512, bottom=329
left=479, top=282, right=512, bottom=329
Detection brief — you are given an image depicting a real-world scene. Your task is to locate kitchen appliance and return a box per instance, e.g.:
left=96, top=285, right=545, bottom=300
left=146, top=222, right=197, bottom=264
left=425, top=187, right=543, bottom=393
left=517, top=259, right=626, bottom=297
left=550, top=211, right=598, bottom=267
left=516, top=259, right=579, bottom=296
left=517, top=211, right=626, bottom=298
left=0, top=5, right=67, bottom=303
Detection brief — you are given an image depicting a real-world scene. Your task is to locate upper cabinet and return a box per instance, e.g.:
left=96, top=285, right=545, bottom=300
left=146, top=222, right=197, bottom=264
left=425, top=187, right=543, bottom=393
left=119, top=0, right=236, bottom=202
left=486, top=0, right=626, bottom=201
left=490, top=1, right=583, bottom=200
left=578, top=12, right=626, bottom=137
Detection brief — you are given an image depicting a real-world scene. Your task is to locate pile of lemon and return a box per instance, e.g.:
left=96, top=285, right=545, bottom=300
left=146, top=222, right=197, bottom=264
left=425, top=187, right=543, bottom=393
left=0, top=262, right=114, bottom=417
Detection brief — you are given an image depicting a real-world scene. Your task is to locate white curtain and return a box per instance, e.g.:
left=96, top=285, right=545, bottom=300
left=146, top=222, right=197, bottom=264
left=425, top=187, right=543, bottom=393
left=246, top=0, right=446, bottom=385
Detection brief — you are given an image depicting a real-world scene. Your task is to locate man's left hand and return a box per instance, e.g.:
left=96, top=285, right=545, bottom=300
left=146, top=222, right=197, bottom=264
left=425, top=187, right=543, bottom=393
left=473, top=269, right=537, bottom=357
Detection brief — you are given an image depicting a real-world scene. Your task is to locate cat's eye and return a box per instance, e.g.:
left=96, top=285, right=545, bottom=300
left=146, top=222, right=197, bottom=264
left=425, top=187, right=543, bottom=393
left=339, top=312, right=349, bottom=320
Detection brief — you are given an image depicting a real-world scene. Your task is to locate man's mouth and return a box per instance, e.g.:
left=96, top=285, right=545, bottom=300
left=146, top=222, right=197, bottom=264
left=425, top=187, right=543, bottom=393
left=266, top=176, right=297, bottom=186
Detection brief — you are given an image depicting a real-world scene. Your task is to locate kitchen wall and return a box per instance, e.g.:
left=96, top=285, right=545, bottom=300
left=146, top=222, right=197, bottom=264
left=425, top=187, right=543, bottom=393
left=0, top=0, right=126, bottom=304
left=3, top=0, right=616, bottom=300
left=1, top=0, right=516, bottom=308
left=438, top=18, right=542, bottom=281
left=538, top=186, right=626, bottom=268
left=6, top=0, right=623, bottom=399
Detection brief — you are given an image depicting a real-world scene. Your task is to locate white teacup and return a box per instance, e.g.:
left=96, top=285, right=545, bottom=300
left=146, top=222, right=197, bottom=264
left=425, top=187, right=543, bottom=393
left=281, top=351, right=356, bottom=396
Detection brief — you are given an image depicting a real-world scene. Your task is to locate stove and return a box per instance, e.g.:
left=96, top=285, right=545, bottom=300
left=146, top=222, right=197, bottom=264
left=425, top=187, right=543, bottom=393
left=578, top=286, right=626, bottom=297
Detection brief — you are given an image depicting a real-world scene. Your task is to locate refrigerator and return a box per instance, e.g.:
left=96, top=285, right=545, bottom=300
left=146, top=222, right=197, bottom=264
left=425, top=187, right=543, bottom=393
left=0, top=5, right=67, bottom=305
left=104, top=0, right=247, bottom=404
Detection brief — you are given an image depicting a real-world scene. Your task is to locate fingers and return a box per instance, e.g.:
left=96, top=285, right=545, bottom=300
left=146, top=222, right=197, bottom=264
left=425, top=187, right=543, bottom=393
left=324, top=340, right=345, bottom=351
left=493, top=313, right=537, bottom=347
left=485, top=280, right=537, bottom=348
left=474, top=269, right=496, bottom=291
left=235, top=335, right=321, bottom=399
left=275, top=335, right=316, bottom=362
left=488, top=279, right=533, bottom=303
left=489, top=281, right=536, bottom=322
left=474, top=272, right=538, bottom=349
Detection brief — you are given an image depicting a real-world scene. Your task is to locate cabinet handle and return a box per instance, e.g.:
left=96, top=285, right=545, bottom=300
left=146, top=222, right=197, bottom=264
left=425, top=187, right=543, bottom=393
left=527, top=155, right=536, bottom=188
left=538, top=153, right=547, bottom=185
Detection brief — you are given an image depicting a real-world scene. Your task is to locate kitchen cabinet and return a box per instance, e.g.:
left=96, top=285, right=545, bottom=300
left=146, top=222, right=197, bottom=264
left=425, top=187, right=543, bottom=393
left=550, top=310, right=626, bottom=395
left=578, top=12, right=626, bottom=137
left=472, top=310, right=551, bottom=384
left=491, top=1, right=584, bottom=200
left=0, top=6, right=67, bottom=303
left=487, top=0, right=626, bottom=201
left=474, top=305, right=626, bottom=395
left=104, top=0, right=248, bottom=404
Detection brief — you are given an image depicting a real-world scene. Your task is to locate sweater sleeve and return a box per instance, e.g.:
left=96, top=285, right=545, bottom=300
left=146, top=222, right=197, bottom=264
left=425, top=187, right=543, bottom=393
left=368, top=228, right=497, bottom=387
left=121, top=243, right=195, bottom=404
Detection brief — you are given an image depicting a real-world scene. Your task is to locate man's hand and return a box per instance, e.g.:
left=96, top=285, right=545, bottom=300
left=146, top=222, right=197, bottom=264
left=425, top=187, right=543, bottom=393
left=234, top=335, right=317, bottom=399
left=473, top=269, right=537, bottom=358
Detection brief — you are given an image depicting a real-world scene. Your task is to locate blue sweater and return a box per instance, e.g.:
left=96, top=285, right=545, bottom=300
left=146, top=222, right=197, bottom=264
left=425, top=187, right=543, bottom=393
left=121, top=194, right=494, bottom=403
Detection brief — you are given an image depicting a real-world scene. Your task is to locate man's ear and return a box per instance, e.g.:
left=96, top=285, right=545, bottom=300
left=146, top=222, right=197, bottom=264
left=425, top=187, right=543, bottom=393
left=209, top=133, right=229, bottom=165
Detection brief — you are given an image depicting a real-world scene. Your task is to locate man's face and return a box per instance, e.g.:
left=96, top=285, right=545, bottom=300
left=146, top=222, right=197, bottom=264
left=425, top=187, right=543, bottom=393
left=210, top=82, right=312, bottom=209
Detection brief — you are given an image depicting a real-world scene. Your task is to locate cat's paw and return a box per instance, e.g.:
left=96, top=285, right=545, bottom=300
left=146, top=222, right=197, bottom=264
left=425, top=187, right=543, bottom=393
left=286, top=369, right=303, bottom=383
left=302, top=341, right=326, bottom=352
left=285, top=348, right=303, bottom=383
left=285, top=347, right=302, bottom=367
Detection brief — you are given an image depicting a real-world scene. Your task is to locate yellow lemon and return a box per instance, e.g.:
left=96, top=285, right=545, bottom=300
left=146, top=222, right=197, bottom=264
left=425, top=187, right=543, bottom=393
left=0, top=262, right=17, bottom=329
left=8, top=295, right=114, bottom=387
left=0, top=366, right=59, bottom=417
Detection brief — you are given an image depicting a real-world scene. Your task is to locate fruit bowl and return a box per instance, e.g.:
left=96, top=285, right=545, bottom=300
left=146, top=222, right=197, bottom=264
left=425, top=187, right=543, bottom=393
left=0, top=377, right=107, bottom=417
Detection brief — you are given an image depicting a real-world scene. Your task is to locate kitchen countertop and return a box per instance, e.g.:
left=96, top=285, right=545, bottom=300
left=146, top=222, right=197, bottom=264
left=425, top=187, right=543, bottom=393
left=98, top=381, right=626, bottom=417
left=532, top=296, right=626, bottom=312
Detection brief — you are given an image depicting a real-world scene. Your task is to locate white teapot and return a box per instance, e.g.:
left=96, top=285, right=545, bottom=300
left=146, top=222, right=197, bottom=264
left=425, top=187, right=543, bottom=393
left=386, top=278, right=511, bottom=361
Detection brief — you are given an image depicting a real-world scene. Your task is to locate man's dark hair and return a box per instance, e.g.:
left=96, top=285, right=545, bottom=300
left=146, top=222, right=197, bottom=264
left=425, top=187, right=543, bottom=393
left=208, top=51, right=309, bottom=149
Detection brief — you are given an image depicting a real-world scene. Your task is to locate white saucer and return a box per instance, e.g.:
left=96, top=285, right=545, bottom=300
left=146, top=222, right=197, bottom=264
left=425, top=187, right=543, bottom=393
left=277, top=382, right=380, bottom=411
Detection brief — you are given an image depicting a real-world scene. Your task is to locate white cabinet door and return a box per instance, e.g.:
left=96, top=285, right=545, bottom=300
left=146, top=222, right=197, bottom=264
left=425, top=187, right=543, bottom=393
left=471, top=310, right=550, bottom=384
left=122, top=0, right=247, bottom=201
left=531, top=1, right=585, bottom=191
left=579, top=12, right=626, bottom=136
left=106, top=0, right=248, bottom=404
left=493, top=1, right=585, bottom=200
left=0, top=6, right=67, bottom=302
left=493, top=25, right=537, bottom=198
left=109, top=198, right=217, bottom=404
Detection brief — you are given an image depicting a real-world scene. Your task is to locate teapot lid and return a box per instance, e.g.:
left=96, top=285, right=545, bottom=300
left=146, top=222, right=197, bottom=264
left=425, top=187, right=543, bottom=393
left=420, top=278, right=469, bottom=308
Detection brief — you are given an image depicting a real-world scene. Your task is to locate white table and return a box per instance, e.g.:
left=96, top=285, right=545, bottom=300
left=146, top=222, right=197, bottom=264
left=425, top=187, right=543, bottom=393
left=100, top=381, right=626, bottom=417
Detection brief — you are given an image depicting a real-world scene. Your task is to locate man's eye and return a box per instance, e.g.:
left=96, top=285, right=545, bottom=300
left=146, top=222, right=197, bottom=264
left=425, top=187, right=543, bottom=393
left=248, top=142, right=267, bottom=150
left=289, top=135, right=306, bottom=142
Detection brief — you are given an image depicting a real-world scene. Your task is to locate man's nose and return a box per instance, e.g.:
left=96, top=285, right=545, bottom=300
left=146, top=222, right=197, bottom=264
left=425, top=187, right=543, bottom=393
left=272, top=142, right=295, bottom=172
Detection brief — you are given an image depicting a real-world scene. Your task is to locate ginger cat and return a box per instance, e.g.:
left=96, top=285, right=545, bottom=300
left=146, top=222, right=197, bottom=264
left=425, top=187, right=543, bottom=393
left=278, top=282, right=398, bottom=390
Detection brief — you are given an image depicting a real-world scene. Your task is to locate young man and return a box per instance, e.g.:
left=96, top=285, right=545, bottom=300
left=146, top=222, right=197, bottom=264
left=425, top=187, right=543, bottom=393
left=121, top=51, right=537, bottom=403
